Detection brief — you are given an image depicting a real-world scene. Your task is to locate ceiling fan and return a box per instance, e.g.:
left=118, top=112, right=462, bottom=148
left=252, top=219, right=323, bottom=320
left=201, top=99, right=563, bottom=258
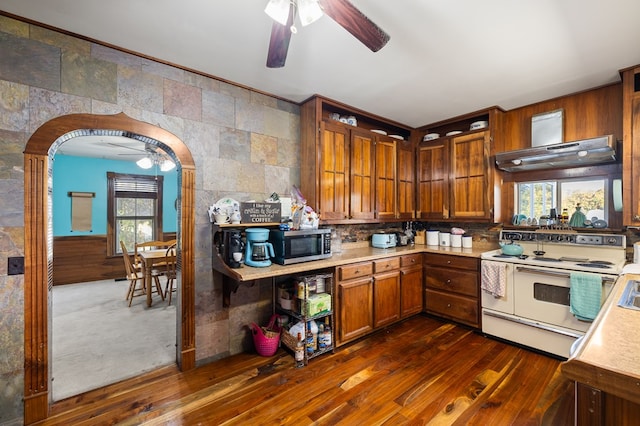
left=109, top=142, right=176, bottom=171
left=265, top=0, right=390, bottom=68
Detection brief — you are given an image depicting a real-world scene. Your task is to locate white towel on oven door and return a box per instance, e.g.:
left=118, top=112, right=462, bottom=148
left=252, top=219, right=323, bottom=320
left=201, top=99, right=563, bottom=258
left=481, top=260, right=506, bottom=298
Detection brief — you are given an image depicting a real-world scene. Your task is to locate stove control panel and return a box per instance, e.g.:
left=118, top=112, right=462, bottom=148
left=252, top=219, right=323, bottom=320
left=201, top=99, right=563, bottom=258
left=500, top=231, right=625, bottom=248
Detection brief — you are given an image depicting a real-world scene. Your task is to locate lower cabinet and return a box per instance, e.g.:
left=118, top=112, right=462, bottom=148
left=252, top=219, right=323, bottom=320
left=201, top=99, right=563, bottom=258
left=575, top=382, right=640, bottom=425
left=424, top=253, right=480, bottom=328
left=373, top=258, right=401, bottom=328
left=400, top=253, right=423, bottom=318
left=336, top=254, right=423, bottom=347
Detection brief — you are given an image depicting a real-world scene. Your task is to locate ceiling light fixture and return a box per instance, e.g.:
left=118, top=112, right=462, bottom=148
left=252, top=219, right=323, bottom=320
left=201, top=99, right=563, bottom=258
left=136, top=152, right=175, bottom=172
left=265, top=0, right=323, bottom=33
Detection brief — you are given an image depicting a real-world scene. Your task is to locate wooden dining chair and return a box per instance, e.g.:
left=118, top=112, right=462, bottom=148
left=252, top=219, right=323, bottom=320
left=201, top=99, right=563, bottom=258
left=162, top=244, right=177, bottom=305
left=120, top=241, right=146, bottom=306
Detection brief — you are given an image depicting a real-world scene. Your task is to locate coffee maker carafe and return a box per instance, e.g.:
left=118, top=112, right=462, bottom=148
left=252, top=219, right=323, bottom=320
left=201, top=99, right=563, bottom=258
left=244, top=228, right=275, bottom=267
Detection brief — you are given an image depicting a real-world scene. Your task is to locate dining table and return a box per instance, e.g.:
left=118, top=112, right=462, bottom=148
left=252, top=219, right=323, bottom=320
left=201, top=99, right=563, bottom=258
left=137, top=249, right=175, bottom=307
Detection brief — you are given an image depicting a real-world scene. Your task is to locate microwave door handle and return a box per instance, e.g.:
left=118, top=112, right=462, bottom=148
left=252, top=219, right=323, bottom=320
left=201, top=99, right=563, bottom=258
left=515, top=266, right=615, bottom=283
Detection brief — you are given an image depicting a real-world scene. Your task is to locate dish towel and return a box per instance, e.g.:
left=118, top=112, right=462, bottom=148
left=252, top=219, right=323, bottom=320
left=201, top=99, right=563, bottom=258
left=570, top=272, right=602, bottom=321
left=481, top=260, right=507, bottom=298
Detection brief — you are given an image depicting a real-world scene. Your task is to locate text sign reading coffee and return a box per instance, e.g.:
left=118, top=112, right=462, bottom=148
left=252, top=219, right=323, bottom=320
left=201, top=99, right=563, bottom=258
left=240, top=203, right=281, bottom=223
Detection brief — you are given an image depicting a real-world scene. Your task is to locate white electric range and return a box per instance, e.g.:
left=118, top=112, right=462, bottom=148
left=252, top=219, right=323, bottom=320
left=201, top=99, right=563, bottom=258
left=480, top=229, right=626, bottom=358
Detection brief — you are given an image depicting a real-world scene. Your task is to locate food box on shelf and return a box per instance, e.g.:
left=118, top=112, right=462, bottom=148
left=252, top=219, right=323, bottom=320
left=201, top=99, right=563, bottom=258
left=305, top=293, right=331, bottom=317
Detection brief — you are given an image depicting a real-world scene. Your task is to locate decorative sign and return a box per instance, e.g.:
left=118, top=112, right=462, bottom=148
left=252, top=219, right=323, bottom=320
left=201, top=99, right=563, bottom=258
left=240, top=202, right=281, bottom=224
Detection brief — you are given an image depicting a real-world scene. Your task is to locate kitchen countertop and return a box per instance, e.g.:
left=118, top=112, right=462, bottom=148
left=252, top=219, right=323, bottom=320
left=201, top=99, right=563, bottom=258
left=562, top=272, right=640, bottom=405
left=221, top=241, right=496, bottom=282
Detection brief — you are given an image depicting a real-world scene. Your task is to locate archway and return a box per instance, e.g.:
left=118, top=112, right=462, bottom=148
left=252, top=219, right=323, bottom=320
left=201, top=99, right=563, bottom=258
left=23, top=112, right=196, bottom=424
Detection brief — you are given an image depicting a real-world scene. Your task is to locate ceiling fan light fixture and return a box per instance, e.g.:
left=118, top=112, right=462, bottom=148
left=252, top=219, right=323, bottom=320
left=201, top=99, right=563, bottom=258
left=136, top=156, right=153, bottom=169
left=298, top=0, right=323, bottom=26
left=160, top=159, right=176, bottom=172
left=265, top=0, right=291, bottom=26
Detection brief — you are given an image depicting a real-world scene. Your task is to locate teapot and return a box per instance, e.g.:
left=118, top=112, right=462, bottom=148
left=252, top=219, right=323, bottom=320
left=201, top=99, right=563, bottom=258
left=499, top=240, right=524, bottom=256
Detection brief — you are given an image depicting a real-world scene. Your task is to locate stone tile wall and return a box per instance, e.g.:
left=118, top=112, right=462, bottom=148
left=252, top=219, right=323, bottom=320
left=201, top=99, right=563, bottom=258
left=0, top=15, right=299, bottom=423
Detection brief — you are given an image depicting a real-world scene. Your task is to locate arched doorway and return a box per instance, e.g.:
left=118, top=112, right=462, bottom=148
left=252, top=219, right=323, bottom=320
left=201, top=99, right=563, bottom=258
left=23, top=113, right=196, bottom=424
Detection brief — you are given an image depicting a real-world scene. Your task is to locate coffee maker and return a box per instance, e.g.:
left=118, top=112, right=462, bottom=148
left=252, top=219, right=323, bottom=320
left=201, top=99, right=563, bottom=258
left=244, top=228, right=275, bottom=267
left=221, top=229, right=244, bottom=268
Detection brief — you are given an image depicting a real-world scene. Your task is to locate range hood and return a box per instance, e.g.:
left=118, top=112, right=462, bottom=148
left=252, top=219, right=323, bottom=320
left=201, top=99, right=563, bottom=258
left=495, top=135, right=617, bottom=172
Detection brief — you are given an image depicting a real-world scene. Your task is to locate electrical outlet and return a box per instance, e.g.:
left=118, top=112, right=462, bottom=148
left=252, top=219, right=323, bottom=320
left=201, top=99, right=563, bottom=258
left=8, top=256, right=24, bottom=275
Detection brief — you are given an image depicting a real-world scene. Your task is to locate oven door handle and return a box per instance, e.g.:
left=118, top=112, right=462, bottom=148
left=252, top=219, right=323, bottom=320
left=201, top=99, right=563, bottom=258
left=515, top=266, right=615, bottom=283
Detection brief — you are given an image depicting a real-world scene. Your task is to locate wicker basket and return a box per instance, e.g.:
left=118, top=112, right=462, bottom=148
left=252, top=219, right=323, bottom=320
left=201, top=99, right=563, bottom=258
left=250, top=314, right=281, bottom=357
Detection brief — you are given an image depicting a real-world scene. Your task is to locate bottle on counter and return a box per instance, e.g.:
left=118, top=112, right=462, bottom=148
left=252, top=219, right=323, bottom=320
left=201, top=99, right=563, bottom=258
left=295, top=332, right=304, bottom=368
left=322, top=317, right=332, bottom=349
left=306, top=321, right=315, bottom=356
left=318, top=323, right=326, bottom=350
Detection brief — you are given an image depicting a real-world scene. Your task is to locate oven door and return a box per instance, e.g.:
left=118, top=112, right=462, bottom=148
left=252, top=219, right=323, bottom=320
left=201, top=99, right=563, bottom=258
left=513, top=266, right=613, bottom=333
left=481, top=260, right=515, bottom=314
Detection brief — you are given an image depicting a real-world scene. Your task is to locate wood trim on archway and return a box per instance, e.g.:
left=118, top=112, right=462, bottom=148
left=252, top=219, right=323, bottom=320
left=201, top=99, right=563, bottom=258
left=23, top=112, right=196, bottom=424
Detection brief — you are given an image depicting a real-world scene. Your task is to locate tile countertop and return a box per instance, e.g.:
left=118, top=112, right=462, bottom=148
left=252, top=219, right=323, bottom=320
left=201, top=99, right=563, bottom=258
left=224, top=241, right=496, bottom=282
left=562, top=272, right=640, bottom=405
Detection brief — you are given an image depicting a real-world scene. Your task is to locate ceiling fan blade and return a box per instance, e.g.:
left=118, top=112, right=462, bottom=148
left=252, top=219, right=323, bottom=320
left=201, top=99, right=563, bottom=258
left=319, top=0, right=390, bottom=52
left=266, top=6, right=295, bottom=68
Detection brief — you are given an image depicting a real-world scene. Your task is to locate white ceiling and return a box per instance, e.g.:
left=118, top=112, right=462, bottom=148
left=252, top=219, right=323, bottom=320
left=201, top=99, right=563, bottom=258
left=2, top=0, right=640, bottom=131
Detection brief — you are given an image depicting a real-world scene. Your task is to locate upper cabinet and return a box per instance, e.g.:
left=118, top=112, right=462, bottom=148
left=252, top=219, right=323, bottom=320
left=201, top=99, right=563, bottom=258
left=416, top=108, right=503, bottom=222
left=622, top=65, right=640, bottom=226
left=300, top=96, right=414, bottom=223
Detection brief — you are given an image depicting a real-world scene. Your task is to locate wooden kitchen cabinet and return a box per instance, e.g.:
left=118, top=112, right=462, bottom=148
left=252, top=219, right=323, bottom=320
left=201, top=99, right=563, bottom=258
left=424, top=253, right=480, bottom=328
left=416, top=107, right=502, bottom=222
left=417, top=131, right=491, bottom=221
left=300, top=95, right=413, bottom=224
left=350, top=129, right=375, bottom=220
left=400, top=253, right=423, bottom=318
left=622, top=64, right=640, bottom=226
left=336, top=255, right=422, bottom=347
left=418, top=139, right=449, bottom=220
left=319, top=121, right=350, bottom=220
left=575, top=382, right=640, bottom=425
left=336, top=261, right=374, bottom=345
left=373, top=257, right=401, bottom=328
left=397, top=141, right=416, bottom=220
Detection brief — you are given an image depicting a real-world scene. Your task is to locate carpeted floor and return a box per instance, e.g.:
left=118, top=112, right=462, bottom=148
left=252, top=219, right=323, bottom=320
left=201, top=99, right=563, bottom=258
left=51, top=279, right=176, bottom=401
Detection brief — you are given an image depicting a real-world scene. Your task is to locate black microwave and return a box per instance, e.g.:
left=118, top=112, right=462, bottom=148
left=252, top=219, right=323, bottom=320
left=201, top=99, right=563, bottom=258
left=269, top=228, right=332, bottom=265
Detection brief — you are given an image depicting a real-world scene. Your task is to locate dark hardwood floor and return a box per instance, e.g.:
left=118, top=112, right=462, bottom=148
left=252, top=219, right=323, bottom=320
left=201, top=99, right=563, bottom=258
left=40, top=315, right=574, bottom=425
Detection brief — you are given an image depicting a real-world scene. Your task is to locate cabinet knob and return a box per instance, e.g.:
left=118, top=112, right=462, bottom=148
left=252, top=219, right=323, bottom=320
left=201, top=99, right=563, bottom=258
left=446, top=279, right=451, bottom=284
left=635, top=215, right=640, bottom=221
left=447, top=303, right=452, bottom=308
left=447, top=260, right=451, bottom=264
left=411, top=258, right=415, bottom=263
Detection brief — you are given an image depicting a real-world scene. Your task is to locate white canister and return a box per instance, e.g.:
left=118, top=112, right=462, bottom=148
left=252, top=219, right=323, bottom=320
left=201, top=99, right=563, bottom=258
left=440, top=232, right=451, bottom=247
left=634, top=242, right=640, bottom=263
left=451, top=234, right=462, bottom=248
left=462, top=236, right=473, bottom=248
left=427, top=230, right=439, bottom=246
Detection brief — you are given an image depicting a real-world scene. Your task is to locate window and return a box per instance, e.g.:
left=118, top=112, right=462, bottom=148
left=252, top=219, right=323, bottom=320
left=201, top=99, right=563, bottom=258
left=516, top=178, right=607, bottom=222
left=107, top=172, right=163, bottom=255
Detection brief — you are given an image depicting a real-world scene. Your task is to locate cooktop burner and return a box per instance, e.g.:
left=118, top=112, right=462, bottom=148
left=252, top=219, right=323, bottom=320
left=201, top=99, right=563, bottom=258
left=576, top=263, right=612, bottom=269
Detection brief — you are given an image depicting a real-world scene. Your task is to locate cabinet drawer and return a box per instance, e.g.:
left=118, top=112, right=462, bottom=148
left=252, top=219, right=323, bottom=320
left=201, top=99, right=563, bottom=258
left=373, top=257, right=400, bottom=273
left=424, top=253, right=478, bottom=271
left=338, top=261, right=373, bottom=281
left=425, top=289, right=478, bottom=327
left=401, top=253, right=422, bottom=268
left=425, top=266, right=478, bottom=297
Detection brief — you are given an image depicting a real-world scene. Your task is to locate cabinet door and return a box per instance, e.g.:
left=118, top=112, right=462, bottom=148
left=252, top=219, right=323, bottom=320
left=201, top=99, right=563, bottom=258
left=373, top=270, right=401, bottom=328
left=375, top=139, right=397, bottom=219
left=397, top=142, right=415, bottom=220
left=622, top=66, right=640, bottom=225
left=319, top=121, right=350, bottom=220
left=450, top=131, right=491, bottom=219
left=350, top=130, right=375, bottom=220
left=418, top=140, right=449, bottom=220
left=400, top=264, right=423, bottom=318
left=337, top=277, right=374, bottom=345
